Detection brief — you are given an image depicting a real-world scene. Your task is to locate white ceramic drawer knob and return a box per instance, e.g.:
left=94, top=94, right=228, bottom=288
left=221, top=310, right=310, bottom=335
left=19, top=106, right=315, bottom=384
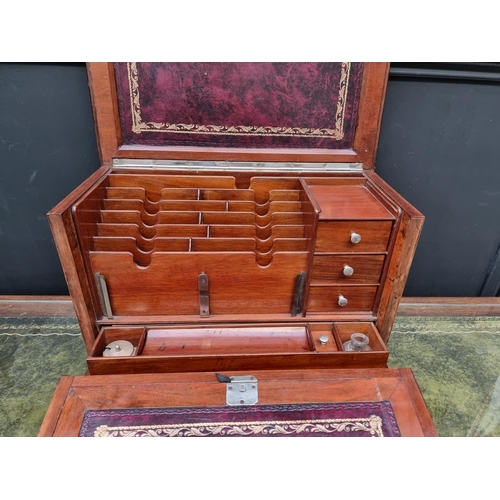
left=343, top=265, right=354, bottom=277
left=338, top=295, right=348, bottom=307
left=318, top=334, right=329, bottom=346
left=350, top=232, right=361, bottom=244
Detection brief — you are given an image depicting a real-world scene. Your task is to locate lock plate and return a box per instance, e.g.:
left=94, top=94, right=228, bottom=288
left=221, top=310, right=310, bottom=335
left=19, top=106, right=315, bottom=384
left=226, top=376, right=258, bottom=406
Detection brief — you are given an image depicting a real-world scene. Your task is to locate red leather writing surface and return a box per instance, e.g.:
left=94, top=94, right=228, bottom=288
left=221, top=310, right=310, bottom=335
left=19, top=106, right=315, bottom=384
left=114, top=62, right=364, bottom=149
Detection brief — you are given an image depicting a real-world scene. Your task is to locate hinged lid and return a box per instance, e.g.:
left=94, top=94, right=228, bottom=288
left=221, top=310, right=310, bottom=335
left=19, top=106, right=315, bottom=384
left=87, top=63, right=389, bottom=169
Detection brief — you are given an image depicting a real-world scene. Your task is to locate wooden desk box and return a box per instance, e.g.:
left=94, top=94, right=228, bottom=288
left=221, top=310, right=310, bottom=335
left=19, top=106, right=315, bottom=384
left=41, top=63, right=436, bottom=436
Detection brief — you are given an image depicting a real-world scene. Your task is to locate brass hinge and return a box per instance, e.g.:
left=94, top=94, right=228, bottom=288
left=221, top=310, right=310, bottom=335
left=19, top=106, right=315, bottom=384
left=112, top=159, right=364, bottom=172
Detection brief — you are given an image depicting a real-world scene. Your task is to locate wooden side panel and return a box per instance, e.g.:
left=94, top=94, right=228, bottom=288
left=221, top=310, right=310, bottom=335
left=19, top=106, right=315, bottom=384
left=355, top=63, right=390, bottom=169
left=365, top=171, right=425, bottom=342
left=86, top=63, right=122, bottom=165
left=38, top=376, right=75, bottom=437
left=400, top=368, right=439, bottom=436
left=47, top=165, right=111, bottom=352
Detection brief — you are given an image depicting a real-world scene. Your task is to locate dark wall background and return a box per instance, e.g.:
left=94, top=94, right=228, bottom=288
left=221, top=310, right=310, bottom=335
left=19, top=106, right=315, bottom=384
left=1, top=62, right=499, bottom=297
left=0, top=63, right=99, bottom=294
left=378, top=63, right=500, bottom=297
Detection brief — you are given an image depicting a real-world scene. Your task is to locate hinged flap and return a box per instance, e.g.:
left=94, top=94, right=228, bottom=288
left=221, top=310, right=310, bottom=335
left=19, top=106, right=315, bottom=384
left=87, top=63, right=389, bottom=168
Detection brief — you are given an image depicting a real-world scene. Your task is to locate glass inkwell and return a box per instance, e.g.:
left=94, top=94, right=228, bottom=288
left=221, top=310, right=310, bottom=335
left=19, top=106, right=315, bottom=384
left=343, top=332, right=371, bottom=351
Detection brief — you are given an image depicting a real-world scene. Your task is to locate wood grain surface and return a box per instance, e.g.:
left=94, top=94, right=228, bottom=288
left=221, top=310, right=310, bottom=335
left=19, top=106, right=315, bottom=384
left=39, top=367, right=438, bottom=437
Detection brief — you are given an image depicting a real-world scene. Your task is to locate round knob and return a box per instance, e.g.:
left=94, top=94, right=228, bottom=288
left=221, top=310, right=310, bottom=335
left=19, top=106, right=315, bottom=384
left=343, top=265, right=354, bottom=277
left=318, top=334, right=329, bottom=346
left=338, top=295, right=348, bottom=307
left=350, top=232, right=361, bottom=244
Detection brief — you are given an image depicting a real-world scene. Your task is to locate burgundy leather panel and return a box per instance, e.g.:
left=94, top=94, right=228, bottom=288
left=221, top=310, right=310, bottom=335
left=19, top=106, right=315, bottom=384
left=79, top=400, right=400, bottom=437
left=114, top=62, right=364, bottom=149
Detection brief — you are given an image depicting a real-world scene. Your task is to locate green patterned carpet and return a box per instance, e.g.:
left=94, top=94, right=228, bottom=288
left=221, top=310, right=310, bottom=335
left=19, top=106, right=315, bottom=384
left=1, top=316, right=499, bottom=436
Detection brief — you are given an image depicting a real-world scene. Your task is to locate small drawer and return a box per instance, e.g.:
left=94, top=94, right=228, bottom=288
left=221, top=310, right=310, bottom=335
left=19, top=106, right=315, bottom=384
left=307, top=286, right=378, bottom=313
left=311, top=255, right=385, bottom=284
left=315, top=221, right=392, bottom=253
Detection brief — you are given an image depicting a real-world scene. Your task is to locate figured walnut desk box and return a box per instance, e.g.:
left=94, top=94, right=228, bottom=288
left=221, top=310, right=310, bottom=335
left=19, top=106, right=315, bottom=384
left=40, top=63, right=437, bottom=437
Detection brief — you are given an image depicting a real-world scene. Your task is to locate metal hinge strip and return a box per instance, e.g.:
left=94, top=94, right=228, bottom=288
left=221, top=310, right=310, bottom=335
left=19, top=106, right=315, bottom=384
left=112, top=159, right=364, bottom=172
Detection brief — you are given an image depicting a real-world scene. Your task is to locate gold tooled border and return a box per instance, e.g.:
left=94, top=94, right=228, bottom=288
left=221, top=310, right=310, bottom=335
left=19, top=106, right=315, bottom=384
left=94, top=415, right=384, bottom=437
left=127, top=62, right=350, bottom=140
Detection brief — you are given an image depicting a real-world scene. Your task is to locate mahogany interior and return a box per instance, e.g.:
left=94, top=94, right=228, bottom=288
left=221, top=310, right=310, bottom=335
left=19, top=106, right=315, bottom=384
left=69, top=171, right=399, bottom=320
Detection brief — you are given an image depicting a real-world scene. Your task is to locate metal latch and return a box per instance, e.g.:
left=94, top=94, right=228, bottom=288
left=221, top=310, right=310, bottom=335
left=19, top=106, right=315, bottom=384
left=95, top=272, right=113, bottom=319
left=198, top=272, right=210, bottom=317
left=291, top=271, right=306, bottom=316
left=216, top=374, right=258, bottom=406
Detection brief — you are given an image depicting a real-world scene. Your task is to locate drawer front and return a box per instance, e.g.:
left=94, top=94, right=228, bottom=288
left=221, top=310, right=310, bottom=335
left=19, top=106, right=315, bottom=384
left=307, top=286, right=378, bottom=313
left=311, top=255, right=385, bottom=284
left=315, top=221, right=393, bottom=253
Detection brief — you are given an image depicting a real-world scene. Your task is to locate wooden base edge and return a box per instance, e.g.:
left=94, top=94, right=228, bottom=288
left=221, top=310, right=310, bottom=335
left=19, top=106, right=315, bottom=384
left=0, top=296, right=75, bottom=317
left=397, top=297, right=500, bottom=317
left=1, top=295, right=500, bottom=318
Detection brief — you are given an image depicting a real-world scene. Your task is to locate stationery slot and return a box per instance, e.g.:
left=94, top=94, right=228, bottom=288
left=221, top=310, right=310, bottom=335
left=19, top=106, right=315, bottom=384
left=100, top=209, right=153, bottom=226
left=158, top=200, right=228, bottom=212
left=255, top=227, right=307, bottom=253
left=254, top=250, right=307, bottom=268
left=106, top=187, right=162, bottom=208
left=207, top=225, right=257, bottom=238
left=190, top=238, right=256, bottom=252
left=98, top=219, right=209, bottom=239
left=154, top=225, right=210, bottom=238
left=159, top=188, right=201, bottom=200
left=268, top=189, right=301, bottom=201
left=155, top=212, right=202, bottom=224
left=254, top=206, right=303, bottom=227
left=97, top=223, right=152, bottom=241
left=94, top=236, right=151, bottom=267
left=249, top=177, right=301, bottom=204
left=267, top=238, right=309, bottom=252
left=73, top=174, right=320, bottom=319
left=226, top=200, right=258, bottom=212
left=254, top=218, right=305, bottom=240
left=94, top=236, right=191, bottom=265
left=200, top=189, right=255, bottom=201
left=201, top=212, right=255, bottom=225
left=109, top=174, right=238, bottom=195
left=104, top=199, right=160, bottom=217
left=141, top=325, right=312, bottom=356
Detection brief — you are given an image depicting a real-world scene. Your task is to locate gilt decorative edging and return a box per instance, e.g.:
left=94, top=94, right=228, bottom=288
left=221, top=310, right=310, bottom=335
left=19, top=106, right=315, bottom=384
left=94, top=415, right=384, bottom=437
left=127, top=62, right=351, bottom=140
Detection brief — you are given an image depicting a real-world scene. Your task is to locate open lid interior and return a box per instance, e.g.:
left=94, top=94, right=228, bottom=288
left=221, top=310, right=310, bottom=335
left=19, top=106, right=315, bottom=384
left=88, top=63, right=389, bottom=168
